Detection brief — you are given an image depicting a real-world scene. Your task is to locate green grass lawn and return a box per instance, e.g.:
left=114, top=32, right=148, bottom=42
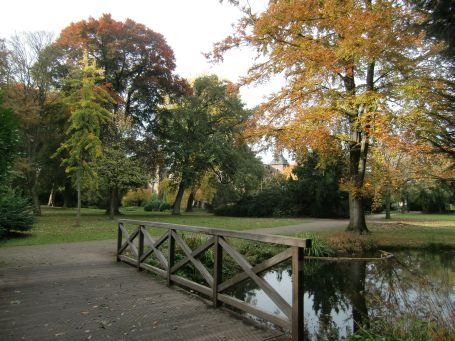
left=0, top=206, right=311, bottom=247
left=388, top=212, right=455, bottom=222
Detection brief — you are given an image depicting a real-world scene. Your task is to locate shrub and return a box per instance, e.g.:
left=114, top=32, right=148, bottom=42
left=0, top=190, right=35, bottom=236
left=122, top=188, right=152, bottom=207
left=159, top=202, right=172, bottom=211
left=296, top=232, right=335, bottom=257
left=144, top=200, right=162, bottom=211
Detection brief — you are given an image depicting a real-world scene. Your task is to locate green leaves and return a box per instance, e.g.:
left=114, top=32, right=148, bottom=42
left=0, top=90, right=19, bottom=183
left=55, top=51, right=113, bottom=184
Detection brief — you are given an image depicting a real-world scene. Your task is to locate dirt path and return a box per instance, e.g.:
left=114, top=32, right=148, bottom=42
left=0, top=240, right=287, bottom=340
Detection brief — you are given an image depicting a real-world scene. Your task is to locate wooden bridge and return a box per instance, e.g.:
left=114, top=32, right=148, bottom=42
left=0, top=221, right=310, bottom=340
left=117, top=219, right=311, bottom=340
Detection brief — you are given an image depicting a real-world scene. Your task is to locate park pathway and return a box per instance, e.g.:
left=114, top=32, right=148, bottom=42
left=0, top=240, right=288, bottom=340
left=248, top=215, right=385, bottom=235
left=248, top=219, right=348, bottom=235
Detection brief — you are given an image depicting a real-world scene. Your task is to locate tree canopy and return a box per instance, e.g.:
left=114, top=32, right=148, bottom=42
left=212, top=0, right=451, bottom=232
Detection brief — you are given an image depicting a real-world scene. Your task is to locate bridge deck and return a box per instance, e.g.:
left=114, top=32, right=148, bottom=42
left=0, top=240, right=288, bottom=340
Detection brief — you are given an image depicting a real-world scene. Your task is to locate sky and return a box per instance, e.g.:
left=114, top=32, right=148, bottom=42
left=0, top=0, right=277, bottom=108
left=0, top=0, right=284, bottom=162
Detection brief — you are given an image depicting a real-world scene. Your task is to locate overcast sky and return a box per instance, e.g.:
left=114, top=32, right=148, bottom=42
left=0, top=0, right=279, bottom=108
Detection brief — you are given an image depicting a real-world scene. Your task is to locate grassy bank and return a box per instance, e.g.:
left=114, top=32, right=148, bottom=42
left=0, top=206, right=310, bottom=247
left=2, top=207, right=454, bottom=250
left=303, top=214, right=455, bottom=251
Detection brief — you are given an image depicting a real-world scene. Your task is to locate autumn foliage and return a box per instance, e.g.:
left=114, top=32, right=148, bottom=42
left=212, top=0, right=452, bottom=232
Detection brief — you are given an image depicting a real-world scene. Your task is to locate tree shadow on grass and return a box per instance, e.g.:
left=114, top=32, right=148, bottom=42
left=0, top=231, right=33, bottom=242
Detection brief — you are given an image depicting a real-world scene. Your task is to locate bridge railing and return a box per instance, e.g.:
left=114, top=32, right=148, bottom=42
left=116, top=219, right=311, bottom=341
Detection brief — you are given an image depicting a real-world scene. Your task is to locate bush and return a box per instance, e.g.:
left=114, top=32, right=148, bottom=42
left=122, top=188, right=152, bottom=207
left=296, top=232, right=335, bottom=257
left=144, top=200, right=162, bottom=211
left=159, top=202, right=172, bottom=211
left=0, top=190, right=35, bottom=236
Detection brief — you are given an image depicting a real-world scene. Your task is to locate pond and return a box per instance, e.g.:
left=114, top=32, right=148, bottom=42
left=226, top=250, right=455, bottom=339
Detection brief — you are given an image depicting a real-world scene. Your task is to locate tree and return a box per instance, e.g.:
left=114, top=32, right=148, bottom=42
left=97, top=112, right=149, bottom=219
left=53, top=14, right=190, bottom=212
left=4, top=32, right=56, bottom=215
left=0, top=39, right=9, bottom=85
left=0, top=90, right=19, bottom=183
left=213, top=0, right=438, bottom=233
left=413, top=0, right=455, bottom=58
left=211, top=143, right=265, bottom=207
left=159, top=75, right=249, bottom=215
left=55, top=51, right=112, bottom=225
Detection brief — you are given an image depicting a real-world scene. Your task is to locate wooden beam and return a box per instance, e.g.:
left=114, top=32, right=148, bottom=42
left=116, top=223, right=123, bottom=262
left=219, top=237, right=292, bottom=319
left=291, top=246, right=304, bottom=341
left=170, top=275, right=212, bottom=297
left=217, top=293, right=290, bottom=329
left=218, top=248, right=292, bottom=293
left=213, top=236, right=222, bottom=307
left=118, top=219, right=311, bottom=248
left=118, top=255, right=137, bottom=266
left=167, top=229, right=175, bottom=287
left=137, top=225, right=144, bottom=271
left=141, top=228, right=169, bottom=269
left=172, top=231, right=214, bottom=287
left=170, top=237, right=215, bottom=274
left=118, top=225, right=139, bottom=257
left=139, top=263, right=167, bottom=278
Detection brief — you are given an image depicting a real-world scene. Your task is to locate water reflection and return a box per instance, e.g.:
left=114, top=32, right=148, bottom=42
left=227, top=251, right=455, bottom=339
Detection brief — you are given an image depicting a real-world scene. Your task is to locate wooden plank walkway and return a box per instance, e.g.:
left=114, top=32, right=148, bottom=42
left=0, top=240, right=289, bottom=340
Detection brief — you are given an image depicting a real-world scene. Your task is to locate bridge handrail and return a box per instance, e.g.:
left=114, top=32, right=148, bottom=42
left=118, top=219, right=311, bottom=248
left=116, top=219, right=311, bottom=341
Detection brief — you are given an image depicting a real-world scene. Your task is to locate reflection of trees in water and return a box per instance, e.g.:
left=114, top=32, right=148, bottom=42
left=365, top=251, right=455, bottom=338
left=304, top=260, right=369, bottom=338
left=225, top=251, right=454, bottom=339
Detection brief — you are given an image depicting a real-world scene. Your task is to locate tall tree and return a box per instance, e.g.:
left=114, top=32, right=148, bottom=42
left=55, top=52, right=112, bottom=225
left=97, top=112, right=149, bottom=219
left=159, top=75, right=249, bottom=215
left=54, top=14, right=188, bottom=124
left=4, top=32, right=55, bottom=215
left=0, top=90, right=19, bottom=183
left=53, top=14, right=190, bottom=211
left=213, top=0, right=438, bottom=233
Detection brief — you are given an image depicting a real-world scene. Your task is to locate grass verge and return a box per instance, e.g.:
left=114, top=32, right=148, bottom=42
left=0, top=206, right=311, bottom=247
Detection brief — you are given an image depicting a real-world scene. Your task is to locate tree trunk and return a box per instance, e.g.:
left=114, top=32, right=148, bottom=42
left=105, top=187, right=121, bottom=217
left=347, top=193, right=368, bottom=233
left=47, top=184, right=54, bottom=207
left=185, top=191, right=195, bottom=212
left=63, top=179, right=74, bottom=208
left=172, top=181, right=186, bottom=215
left=109, top=187, right=116, bottom=219
left=385, top=189, right=391, bottom=219
left=31, top=184, right=41, bottom=216
left=342, top=63, right=371, bottom=234
left=76, top=171, right=81, bottom=227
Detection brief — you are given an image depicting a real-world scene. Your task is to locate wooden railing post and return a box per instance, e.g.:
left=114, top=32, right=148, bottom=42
left=116, top=222, right=123, bottom=262
left=213, top=236, right=222, bottom=307
left=137, top=225, right=144, bottom=271
left=167, top=229, right=175, bottom=287
left=292, top=246, right=304, bottom=341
